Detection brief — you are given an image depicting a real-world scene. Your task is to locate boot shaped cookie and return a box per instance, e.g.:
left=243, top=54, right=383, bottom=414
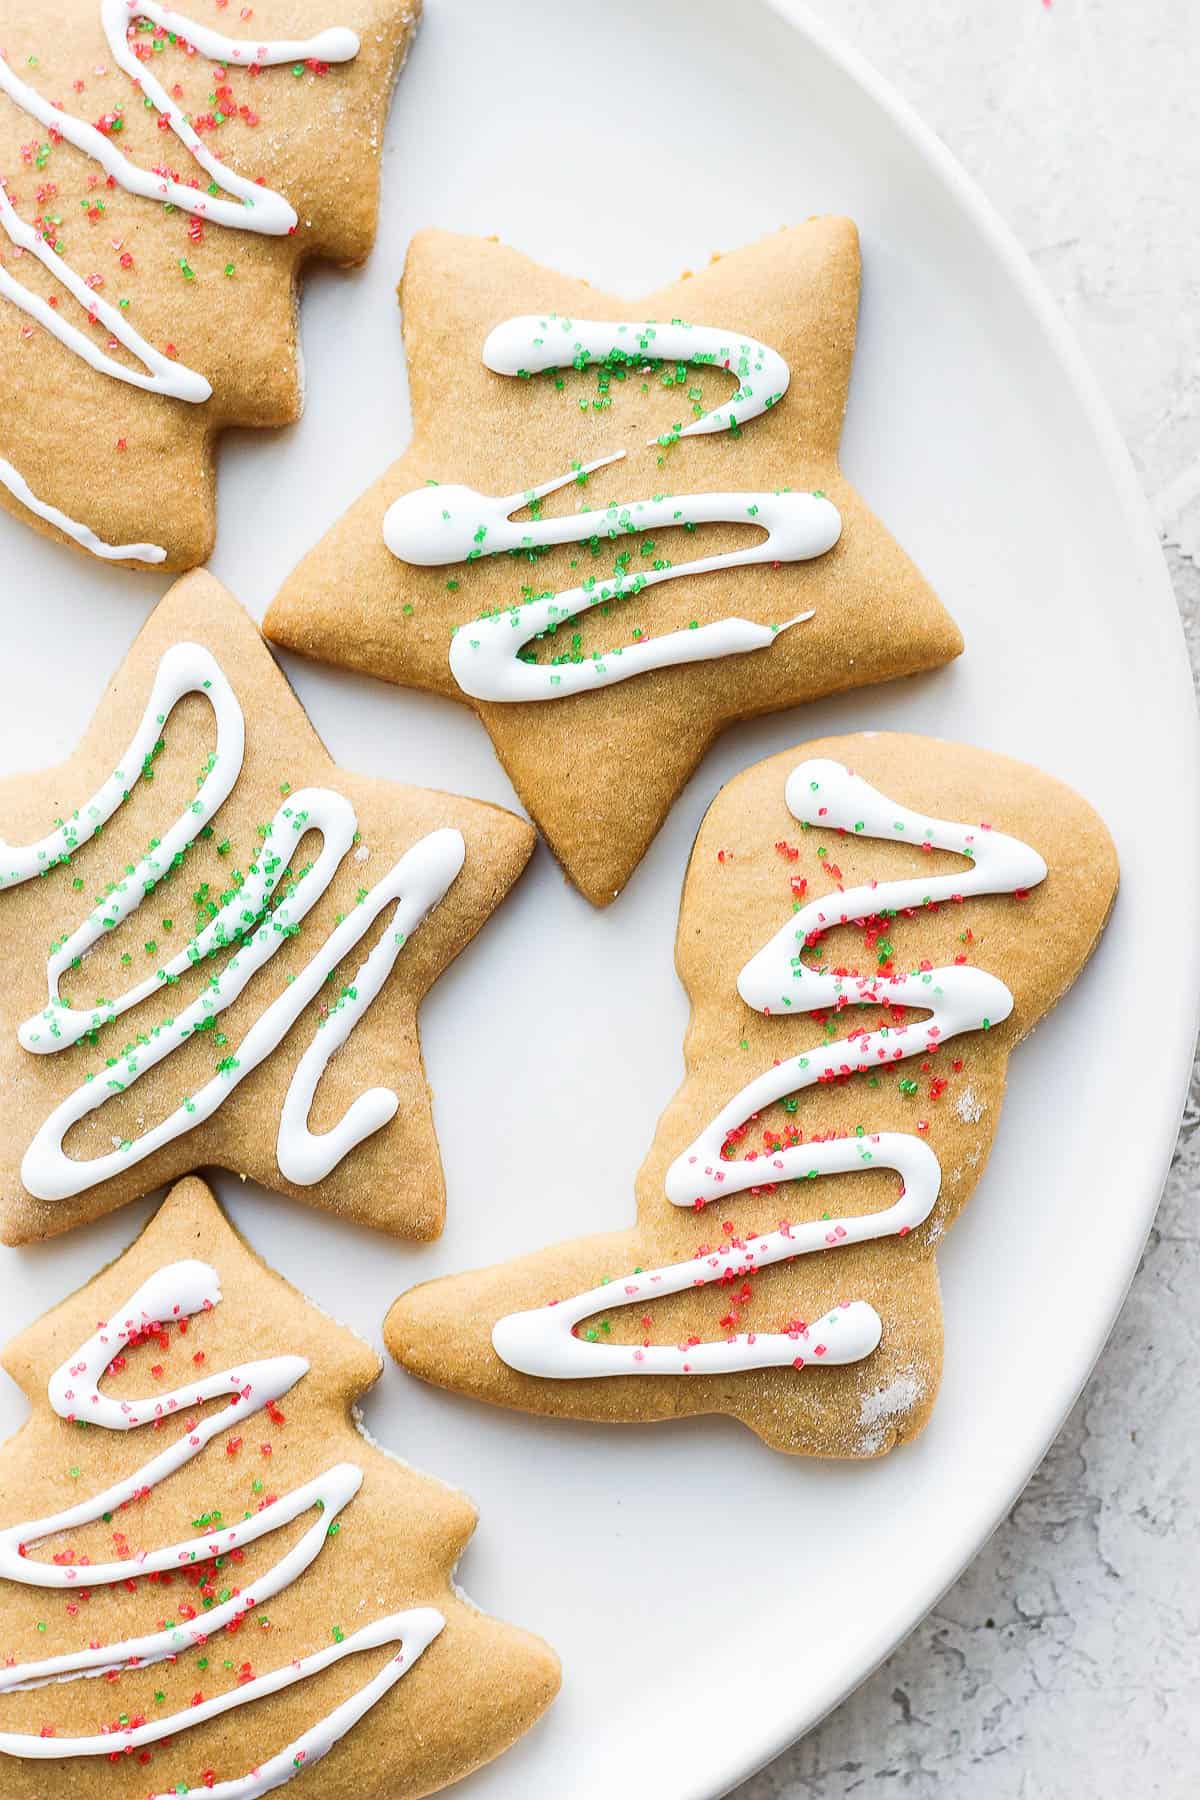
left=265, top=223, right=964, bottom=904
left=0, top=1176, right=560, bottom=1797
left=387, top=734, right=1118, bottom=1456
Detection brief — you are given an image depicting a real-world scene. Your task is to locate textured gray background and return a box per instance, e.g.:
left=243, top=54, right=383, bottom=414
left=735, top=3, right=1200, bottom=1796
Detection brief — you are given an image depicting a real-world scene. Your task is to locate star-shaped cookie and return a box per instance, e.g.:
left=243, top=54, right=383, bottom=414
left=0, top=0, right=419, bottom=569
left=0, top=570, right=533, bottom=1244
left=387, top=733, right=1118, bottom=1456
left=0, top=1175, right=560, bottom=1798
left=265, top=221, right=964, bottom=905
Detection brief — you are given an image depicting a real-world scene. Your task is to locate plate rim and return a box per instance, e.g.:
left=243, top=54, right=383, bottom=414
left=702, top=3, right=1200, bottom=1793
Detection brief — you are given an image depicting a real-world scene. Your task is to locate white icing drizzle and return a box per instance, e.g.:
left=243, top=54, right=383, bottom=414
left=383, top=314, right=842, bottom=701
left=135, top=1606, right=443, bottom=1800
left=2, top=640, right=244, bottom=955
left=0, top=185, right=211, bottom=403
left=480, top=316, right=791, bottom=440
left=0, top=455, right=166, bottom=563
left=275, top=827, right=465, bottom=1184
left=493, top=1268, right=883, bottom=1380
left=0, top=2, right=358, bottom=239
left=0, top=644, right=464, bottom=1199
left=0, top=1259, right=444, bottom=1796
left=0, top=0, right=359, bottom=428
left=735, top=760, right=1048, bottom=1010
left=493, top=757, right=1047, bottom=1381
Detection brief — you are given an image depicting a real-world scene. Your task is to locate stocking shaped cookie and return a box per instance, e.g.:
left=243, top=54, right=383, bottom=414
left=0, top=1176, right=560, bottom=1797
left=388, top=734, right=1118, bottom=1456
left=0, top=0, right=418, bottom=568
left=264, top=223, right=964, bottom=904
left=0, top=571, right=534, bottom=1243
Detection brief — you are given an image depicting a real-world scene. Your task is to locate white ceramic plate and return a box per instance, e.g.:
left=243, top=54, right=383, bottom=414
left=0, top=1, right=1195, bottom=1795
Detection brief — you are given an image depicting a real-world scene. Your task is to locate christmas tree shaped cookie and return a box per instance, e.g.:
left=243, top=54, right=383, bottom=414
left=0, top=0, right=419, bottom=568
left=265, top=222, right=964, bottom=904
left=387, top=734, right=1118, bottom=1456
left=0, top=1176, right=560, bottom=1796
left=0, top=570, right=534, bottom=1243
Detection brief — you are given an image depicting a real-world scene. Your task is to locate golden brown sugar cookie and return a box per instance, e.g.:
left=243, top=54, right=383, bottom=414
left=0, top=570, right=534, bottom=1243
left=0, top=1175, right=561, bottom=1797
left=386, top=733, right=1118, bottom=1457
left=264, top=222, right=965, bottom=906
left=0, top=0, right=420, bottom=569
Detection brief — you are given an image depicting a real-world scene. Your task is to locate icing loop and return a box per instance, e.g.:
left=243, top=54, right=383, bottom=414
left=2, top=640, right=244, bottom=945
left=480, top=317, right=791, bottom=440
left=2, top=646, right=464, bottom=1199
left=383, top=315, right=841, bottom=701
left=0, top=1259, right=444, bottom=1799
left=0, top=0, right=360, bottom=425
left=386, top=452, right=837, bottom=702
left=0, top=186, right=211, bottom=404
left=495, top=1289, right=880, bottom=1380
left=0, top=2, right=358, bottom=243
left=493, top=757, right=1047, bottom=1381
left=737, top=759, right=1049, bottom=1010
left=276, top=827, right=466, bottom=1184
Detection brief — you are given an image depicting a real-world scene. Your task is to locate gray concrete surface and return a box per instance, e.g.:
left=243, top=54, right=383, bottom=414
left=735, top=3, right=1200, bottom=1795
